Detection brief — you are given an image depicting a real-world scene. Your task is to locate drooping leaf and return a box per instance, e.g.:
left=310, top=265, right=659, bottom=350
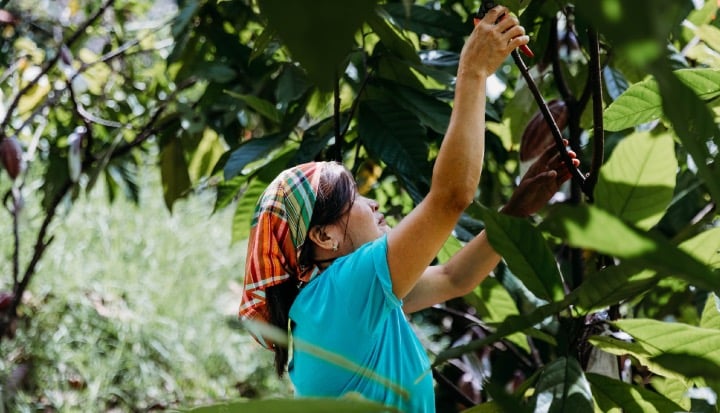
left=231, top=151, right=296, bottom=244
left=379, top=79, right=451, bottom=134
left=434, top=300, right=568, bottom=366
left=223, top=133, right=289, bottom=180
left=225, top=91, right=283, bottom=124
left=357, top=100, right=430, bottom=183
left=700, top=293, right=720, bottom=330
left=572, top=265, right=658, bottom=313
left=603, top=66, right=629, bottom=101
left=651, top=66, right=720, bottom=206
left=528, top=357, right=594, bottom=413
left=257, top=0, right=378, bottom=91
left=614, top=319, right=720, bottom=376
left=649, top=377, right=692, bottom=411
left=185, top=397, right=396, bottom=413
left=588, top=372, right=685, bottom=413
left=367, top=9, right=420, bottom=63
left=188, top=128, right=225, bottom=183
left=382, top=3, right=467, bottom=39
left=651, top=353, right=720, bottom=381
left=540, top=205, right=720, bottom=293
left=679, top=227, right=720, bottom=270
left=478, top=207, right=565, bottom=302
left=160, top=138, right=192, bottom=211
left=594, top=131, right=677, bottom=230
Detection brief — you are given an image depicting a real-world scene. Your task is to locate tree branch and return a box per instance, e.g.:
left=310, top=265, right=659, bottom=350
left=0, top=0, right=116, bottom=131
left=584, top=29, right=604, bottom=200
left=512, top=50, right=590, bottom=198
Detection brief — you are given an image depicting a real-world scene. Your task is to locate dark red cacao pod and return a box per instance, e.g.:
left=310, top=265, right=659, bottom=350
left=519, top=99, right=569, bottom=163
left=0, top=136, right=25, bottom=180
left=0, top=291, right=14, bottom=310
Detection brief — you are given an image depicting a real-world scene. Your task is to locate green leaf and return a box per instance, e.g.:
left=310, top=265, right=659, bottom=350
left=379, top=80, right=451, bottom=134
left=594, top=131, right=677, bottom=230
left=382, top=4, right=466, bottom=39
left=678, top=224, right=720, bottom=271
left=214, top=174, right=246, bottom=212
left=603, top=66, right=629, bottom=101
left=700, top=293, right=720, bottom=330
left=434, top=300, right=568, bottom=366
left=466, top=277, right=519, bottom=323
left=478, top=207, right=565, bottom=302
left=540, top=205, right=720, bottom=293
left=651, top=353, right=720, bottom=380
left=160, top=138, right=192, bottom=211
left=223, top=133, right=289, bottom=180
left=651, top=66, right=720, bottom=207
left=257, top=0, right=378, bottom=91
left=225, top=91, right=283, bottom=124
left=649, top=377, right=692, bottom=411
left=675, top=68, right=720, bottom=101
left=188, top=129, right=225, bottom=183
left=603, top=77, right=661, bottom=131
left=588, top=372, right=685, bottom=413
left=529, top=357, right=594, bottom=413
left=357, top=100, right=430, bottom=182
left=614, top=319, right=720, bottom=372
left=367, top=9, right=420, bottom=63
left=572, top=265, right=658, bottom=313
left=184, top=397, right=396, bottom=413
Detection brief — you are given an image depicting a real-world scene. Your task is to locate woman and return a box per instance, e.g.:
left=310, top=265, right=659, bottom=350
left=240, top=6, right=578, bottom=412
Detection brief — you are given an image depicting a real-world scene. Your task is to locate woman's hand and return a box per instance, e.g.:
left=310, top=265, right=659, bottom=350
left=501, top=141, right=580, bottom=217
left=459, top=6, right=529, bottom=78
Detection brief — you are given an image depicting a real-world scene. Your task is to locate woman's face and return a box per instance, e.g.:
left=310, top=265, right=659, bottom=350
left=336, top=193, right=390, bottom=253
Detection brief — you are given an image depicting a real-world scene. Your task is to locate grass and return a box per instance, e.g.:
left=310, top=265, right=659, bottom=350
left=0, top=167, right=290, bottom=412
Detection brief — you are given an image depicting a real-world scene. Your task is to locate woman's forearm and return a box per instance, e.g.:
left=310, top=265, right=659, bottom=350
left=443, top=230, right=502, bottom=294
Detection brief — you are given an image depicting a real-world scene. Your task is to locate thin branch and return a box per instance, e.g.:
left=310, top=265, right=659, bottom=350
left=512, top=50, right=590, bottom=197
left=584, top=29, right=604, bottom=200
left=0, top=0, right=116, bottom=130
left=549, top=16, right=572, bottom=102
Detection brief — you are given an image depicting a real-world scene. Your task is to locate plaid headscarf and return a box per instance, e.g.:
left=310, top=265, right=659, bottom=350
left=240, top=162, right=328, bottom=348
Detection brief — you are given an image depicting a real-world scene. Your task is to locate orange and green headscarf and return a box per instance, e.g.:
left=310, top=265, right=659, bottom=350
left=239, top=162, right=327, bottom=348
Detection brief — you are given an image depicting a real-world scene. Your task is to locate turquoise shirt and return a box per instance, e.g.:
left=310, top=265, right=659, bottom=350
left=289, top=235, right=435, bottom=412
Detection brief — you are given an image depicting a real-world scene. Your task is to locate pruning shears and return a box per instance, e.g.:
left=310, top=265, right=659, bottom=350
left=473, top=0, right=534, bottom=58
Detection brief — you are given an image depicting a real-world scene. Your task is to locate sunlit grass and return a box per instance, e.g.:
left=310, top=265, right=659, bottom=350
left=0, top=167, right=289, bottom=411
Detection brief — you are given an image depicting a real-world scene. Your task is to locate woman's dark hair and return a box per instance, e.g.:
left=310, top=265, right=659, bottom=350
left=266, top=162, right=356, bottom=377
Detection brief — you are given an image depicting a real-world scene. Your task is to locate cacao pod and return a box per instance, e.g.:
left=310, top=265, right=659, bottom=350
left=519, top=100, right=569, bottom=163
left=0, top=291, right=14, bottom=310
left=0, top=136, right=25, bottom=180
left=519, top=100, right=569, bottom=179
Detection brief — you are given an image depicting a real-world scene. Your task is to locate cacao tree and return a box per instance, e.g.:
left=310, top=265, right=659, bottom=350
left=2, top=0, right=720, bottom=411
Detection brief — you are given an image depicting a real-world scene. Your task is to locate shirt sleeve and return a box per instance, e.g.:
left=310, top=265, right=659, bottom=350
left=328, top=235, right=402, bottom=336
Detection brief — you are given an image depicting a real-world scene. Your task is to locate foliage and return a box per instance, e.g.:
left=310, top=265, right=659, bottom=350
left=1, top=0, right=720, bottom=411
left=0, top=169, right=285, bottom=411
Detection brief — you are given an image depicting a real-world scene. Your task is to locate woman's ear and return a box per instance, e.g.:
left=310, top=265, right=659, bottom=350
left=307, top=226, right=337, bottom=251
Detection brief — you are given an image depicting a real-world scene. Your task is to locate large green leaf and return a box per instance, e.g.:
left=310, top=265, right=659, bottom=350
left=478, top=207, right=565, bottom=302
left=528, top=357, right=594, bottom=413
left=231, top=151, right=297, bottom=243
left=588, top=373, right=685, bottom=413
left=700, top=293, right=720, bottom=330
left=223, top=133, right=289, bottom=180
left=434, top=300, right=569, bottom=366
left=603, top=77, right=661, bottom=132
left=379, top=80, right=451, bottom=134
left=257, top=0, right=378, bottom=91
left=571, top=265, right=658, bottom=313
left=603, top=69, right=720, bottom=131
left=225, top=91, right=283, bottom=124
left=594, top=131, right=677, bottom=230
left=652, top=66, right=720, bottom=206
left=357, top=100, right=430, bottom=181
left=382, top=4, right=466, bottom=39
left=679, top=225, right=720, bottom=271
left=367, top=9, right=420, bottom=63
left=184, top=397, right=396, bottom=413
left=540, top=205, right=720, bottom=293
left=614, top=318, right=720, bottom=373
left=160, top=138, right=192, bottom=211
left=651, top=353, right=720, bottom=381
